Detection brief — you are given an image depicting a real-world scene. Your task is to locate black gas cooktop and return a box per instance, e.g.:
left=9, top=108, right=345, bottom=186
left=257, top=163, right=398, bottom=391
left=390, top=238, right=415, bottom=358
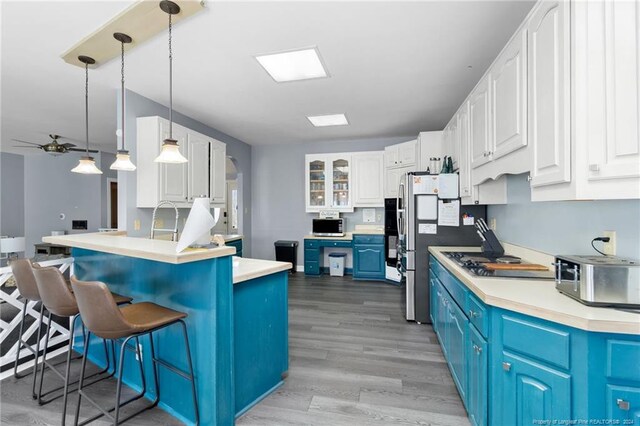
left=444, top=252, right=555, bottom=280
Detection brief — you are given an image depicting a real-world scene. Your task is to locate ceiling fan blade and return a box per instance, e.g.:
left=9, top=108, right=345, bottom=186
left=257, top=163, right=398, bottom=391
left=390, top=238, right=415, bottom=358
left=12, top=139, right=44, bottom=147
left=68, top=148, right=99, bottom=154
left=61, top=143, right=76, bottom=148
left=13, top=145, right=42, bottom=149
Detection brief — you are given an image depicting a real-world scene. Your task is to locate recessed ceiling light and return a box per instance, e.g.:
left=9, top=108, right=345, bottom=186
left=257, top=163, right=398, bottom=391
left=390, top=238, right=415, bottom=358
left=307, top=114, right=349, bottom=127
left=256, top=47, right=328, bottom=82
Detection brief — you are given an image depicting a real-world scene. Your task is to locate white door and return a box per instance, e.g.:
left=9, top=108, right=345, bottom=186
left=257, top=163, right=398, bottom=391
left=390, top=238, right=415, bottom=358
left=528, top=0, right=570, bottom=187
left=187, top=132, right=211, bottom=201
left=353, top=152, right=384, bottom=207
left=491, top=28, right=528, bottom=160
left=398, top=140, right=417, bottom=167
left=457, top=102, right=472, bottom=198
left=384, top=145, right=399, bottom=168
left=210, top=141, right=226, bottom=203
left=469, top=75, right=492, bottom=169
left=159, top=122, right=189, bottom=203
left=583, top=0, right=640, bottom=183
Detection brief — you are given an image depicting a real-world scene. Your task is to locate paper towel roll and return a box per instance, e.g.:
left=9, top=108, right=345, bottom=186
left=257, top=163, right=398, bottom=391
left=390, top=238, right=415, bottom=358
left=176, top=197, right=215, bottom=253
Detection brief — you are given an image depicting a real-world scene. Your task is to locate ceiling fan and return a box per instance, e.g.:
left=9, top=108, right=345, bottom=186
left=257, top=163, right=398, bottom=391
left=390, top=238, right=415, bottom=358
left=12, top=134, right=99, bottom=156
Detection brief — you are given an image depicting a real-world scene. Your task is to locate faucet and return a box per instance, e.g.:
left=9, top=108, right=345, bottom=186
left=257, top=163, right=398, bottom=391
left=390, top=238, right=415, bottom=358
left=150, top=200, right=179, bottom=241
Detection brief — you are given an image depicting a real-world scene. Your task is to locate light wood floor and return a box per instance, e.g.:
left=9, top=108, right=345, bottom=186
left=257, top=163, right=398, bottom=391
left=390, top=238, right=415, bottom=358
left=1, top=274, right=468, bottom=426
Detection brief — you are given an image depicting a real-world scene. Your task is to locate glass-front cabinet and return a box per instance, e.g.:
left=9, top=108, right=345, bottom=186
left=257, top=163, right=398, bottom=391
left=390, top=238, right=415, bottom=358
left=305, top=154, right=353, bottom=212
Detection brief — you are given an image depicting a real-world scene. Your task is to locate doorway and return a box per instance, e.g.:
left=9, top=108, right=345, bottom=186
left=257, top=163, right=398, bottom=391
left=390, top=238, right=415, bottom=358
left=107, top=179, right=118, bottom=229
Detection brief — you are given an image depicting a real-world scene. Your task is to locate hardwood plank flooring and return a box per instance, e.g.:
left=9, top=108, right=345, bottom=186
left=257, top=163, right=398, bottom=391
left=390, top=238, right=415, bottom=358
left=237, top=274, right=468, bottom=425
left=1, top=273, right=467, bottom=425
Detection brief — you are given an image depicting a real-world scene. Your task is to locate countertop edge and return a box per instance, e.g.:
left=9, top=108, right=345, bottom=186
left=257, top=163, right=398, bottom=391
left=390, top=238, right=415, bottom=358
left=43, top=234, right=236, bottom=264
left=428, top=247, right=640, bottom=335
left=233, top=258, right=292, bottom=284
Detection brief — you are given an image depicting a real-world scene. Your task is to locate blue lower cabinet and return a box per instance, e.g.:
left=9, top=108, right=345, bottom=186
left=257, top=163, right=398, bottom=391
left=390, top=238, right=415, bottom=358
left=499, top=352, right=571, bottom=425
left=304, top=243, right=320, bottom=275
left=446, top=293, right=468, bottom=403
left=353, top=243, right=385, bottom=280
left=429, top=275, right=438, bottom=326
left=227, top=239, right=243, bottom=257
left=606, top=385, right=640, bottom=423
left=467, top=325, right=488, bottom=426
left=304, top=261, right=320, bottom=275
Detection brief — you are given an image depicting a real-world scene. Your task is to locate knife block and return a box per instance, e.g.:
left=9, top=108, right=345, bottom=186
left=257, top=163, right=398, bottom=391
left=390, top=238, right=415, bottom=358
left=481, top=229, right=505, bottom=258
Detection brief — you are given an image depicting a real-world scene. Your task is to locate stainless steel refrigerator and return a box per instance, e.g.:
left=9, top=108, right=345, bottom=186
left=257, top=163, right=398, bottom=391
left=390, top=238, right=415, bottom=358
left=397, top=171, right=486, bottom=323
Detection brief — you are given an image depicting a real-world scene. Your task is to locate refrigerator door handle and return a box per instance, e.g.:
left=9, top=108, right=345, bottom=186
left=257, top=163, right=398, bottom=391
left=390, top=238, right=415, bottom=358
left=397, top=175, right=405, bottom=236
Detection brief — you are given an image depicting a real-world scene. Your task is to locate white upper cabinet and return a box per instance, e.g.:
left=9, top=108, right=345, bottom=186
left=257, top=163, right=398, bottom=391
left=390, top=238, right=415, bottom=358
left=305, top=153, right=354, bottom=212
left=136, top=116, right=227, bottom=208
left=187, top=132, right=210, bottom=202
left=491, top=28, right=528, bottom=160
left=384, top=165, right=412, bottom=199
left=457, top=102, right=472, bottom=199
left=209, top=141, right=226, bottom=203
left=385, top=140, right=417, bottom=169
left=159, top=123, right=189, bottom=203
left=469, top=75, right=492, bottom=169
left=417, top=131, right=444, bottom=171
left=527, top=0, right=570, bottom=188
left=353, top=152, right=384, bottom=207
left=579, top=0, right=640, bottom=193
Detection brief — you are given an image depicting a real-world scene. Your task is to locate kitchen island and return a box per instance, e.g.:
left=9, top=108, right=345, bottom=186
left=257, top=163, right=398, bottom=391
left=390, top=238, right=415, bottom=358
left=43, top=233, right=291, bottom=426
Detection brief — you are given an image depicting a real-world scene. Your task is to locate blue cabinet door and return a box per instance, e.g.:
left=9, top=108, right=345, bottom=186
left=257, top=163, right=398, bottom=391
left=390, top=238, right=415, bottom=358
left=606, top=385, right=640, bottom=424
left=429, top=276, right=437, bottom=327
left=304, top=248, right=320, bottom=275
left=467, top=325, right=488, bottom=426
left=446, top=295, right=468, bottom=404
left=353, top=244, right=385, bottom=280
left=499, top=352, right=571, bottom=425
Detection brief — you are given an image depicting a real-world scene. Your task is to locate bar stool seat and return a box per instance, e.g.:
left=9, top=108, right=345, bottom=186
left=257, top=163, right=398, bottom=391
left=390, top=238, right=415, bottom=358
left=116, top=303, right=186, bottom=337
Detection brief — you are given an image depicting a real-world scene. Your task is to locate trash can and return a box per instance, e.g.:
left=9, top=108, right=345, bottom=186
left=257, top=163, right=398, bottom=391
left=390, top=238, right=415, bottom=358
left=274, top=240, right=298, bottom=273
left=329, top=252, right=347, bottom=277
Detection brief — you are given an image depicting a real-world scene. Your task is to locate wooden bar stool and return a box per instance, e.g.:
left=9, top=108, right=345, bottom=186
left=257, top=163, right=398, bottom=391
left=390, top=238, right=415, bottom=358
left=32, top=265, right=132, bottom=425
left=9, top=259, right=46, bottom=399
left=70, top=277, right=199, bottom=426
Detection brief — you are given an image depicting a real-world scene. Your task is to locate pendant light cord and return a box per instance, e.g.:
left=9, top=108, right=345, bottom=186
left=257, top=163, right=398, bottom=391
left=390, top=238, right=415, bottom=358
left=121, top=39, right=125, bottom=151
left=168, top=12, right=173, bottom=139
left=85, top=62, right=89, bottom=155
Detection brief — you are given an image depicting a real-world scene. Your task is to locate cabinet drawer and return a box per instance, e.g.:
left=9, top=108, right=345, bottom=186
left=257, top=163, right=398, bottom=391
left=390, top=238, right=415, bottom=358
left=304, top=248, right=319, bottom=262
left=326, top=240, right=352, bottom=248
left=304, top=239, right=319, bottom=249
left=353, top=234, right=384, bottom=245
left=466, top=293, right=489, bottom=338
left=501, top=314, right=571, bottom=371
left=606, top=385, right=640, bottom=422
left=607, top=339, right=640, bottom=383
left=433, top=266, right=467, bottom=311
left=304, top=261, right=320, bottom=275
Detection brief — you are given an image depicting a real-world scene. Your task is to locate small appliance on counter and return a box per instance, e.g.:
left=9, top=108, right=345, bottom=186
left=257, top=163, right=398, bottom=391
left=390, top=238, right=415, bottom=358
left=554, top=255, right=640, bottom=308
left=312, top=218, right=345, bottom=237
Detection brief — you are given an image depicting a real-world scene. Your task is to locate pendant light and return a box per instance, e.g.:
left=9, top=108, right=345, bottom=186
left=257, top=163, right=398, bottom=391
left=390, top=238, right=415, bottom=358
left=154, top=0, right=188, bottom=164
left=110, top=32, right=136, bottom=171
left=72, top=56, right=103, bottom=175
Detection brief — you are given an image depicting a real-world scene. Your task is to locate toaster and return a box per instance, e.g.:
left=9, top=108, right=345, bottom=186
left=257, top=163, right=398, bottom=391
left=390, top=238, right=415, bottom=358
left=554, top=255, right=640, bottom=308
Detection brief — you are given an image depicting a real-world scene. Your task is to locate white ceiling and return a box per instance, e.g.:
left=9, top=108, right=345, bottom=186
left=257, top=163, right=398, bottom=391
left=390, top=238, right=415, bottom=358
left=1, top=0, right=535, bottom=154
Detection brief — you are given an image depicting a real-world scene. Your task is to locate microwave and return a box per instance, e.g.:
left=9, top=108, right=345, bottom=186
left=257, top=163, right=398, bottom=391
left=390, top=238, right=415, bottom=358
left=312, top=218, right=346, bottom=237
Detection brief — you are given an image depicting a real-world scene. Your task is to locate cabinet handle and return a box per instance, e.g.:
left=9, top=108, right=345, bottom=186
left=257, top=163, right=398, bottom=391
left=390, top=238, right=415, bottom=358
left=473, top=344, right=482, bottom=355
left=469, top=310, right=479, bottom=318
left=526, top=174, right=533, bottom=182
left=589, top=164, right=600, bottom=172
left=617, top=399, right=630, bottom=411
left=502, top=362, right=511, bottom=372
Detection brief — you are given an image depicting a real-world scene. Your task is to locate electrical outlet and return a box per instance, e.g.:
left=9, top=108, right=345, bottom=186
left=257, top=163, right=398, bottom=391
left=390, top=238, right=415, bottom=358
left=134, top=219, right=141, bottom=231
left=603, top=230, right=616, bottom=255
left=489, top=218, right=497, bottom=231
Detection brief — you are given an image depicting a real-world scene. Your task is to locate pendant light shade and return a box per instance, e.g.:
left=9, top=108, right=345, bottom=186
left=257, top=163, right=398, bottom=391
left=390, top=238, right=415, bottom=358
left=72, top=156, right=103, bottom=174
left=154, top=1, right=188, bottom=164
left=110, top=32, right=136, bottom=171
left=72, top=55, right=103, bottom=175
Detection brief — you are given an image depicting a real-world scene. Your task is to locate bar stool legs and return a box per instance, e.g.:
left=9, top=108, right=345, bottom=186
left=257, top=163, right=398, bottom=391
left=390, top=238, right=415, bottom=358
left=12, top=301, right=45, bottom=400
left=73, top=320, right=198, bottom=426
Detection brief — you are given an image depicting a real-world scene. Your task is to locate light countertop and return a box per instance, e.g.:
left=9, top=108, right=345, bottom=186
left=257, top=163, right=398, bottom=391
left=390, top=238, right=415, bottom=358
left=220, top=234, right=243, bottom=243
left=43, top=233, right=235, bottom=264
left=429, top=246, right=640, bottom=335
left=232, top=257, right=292, bottom=284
